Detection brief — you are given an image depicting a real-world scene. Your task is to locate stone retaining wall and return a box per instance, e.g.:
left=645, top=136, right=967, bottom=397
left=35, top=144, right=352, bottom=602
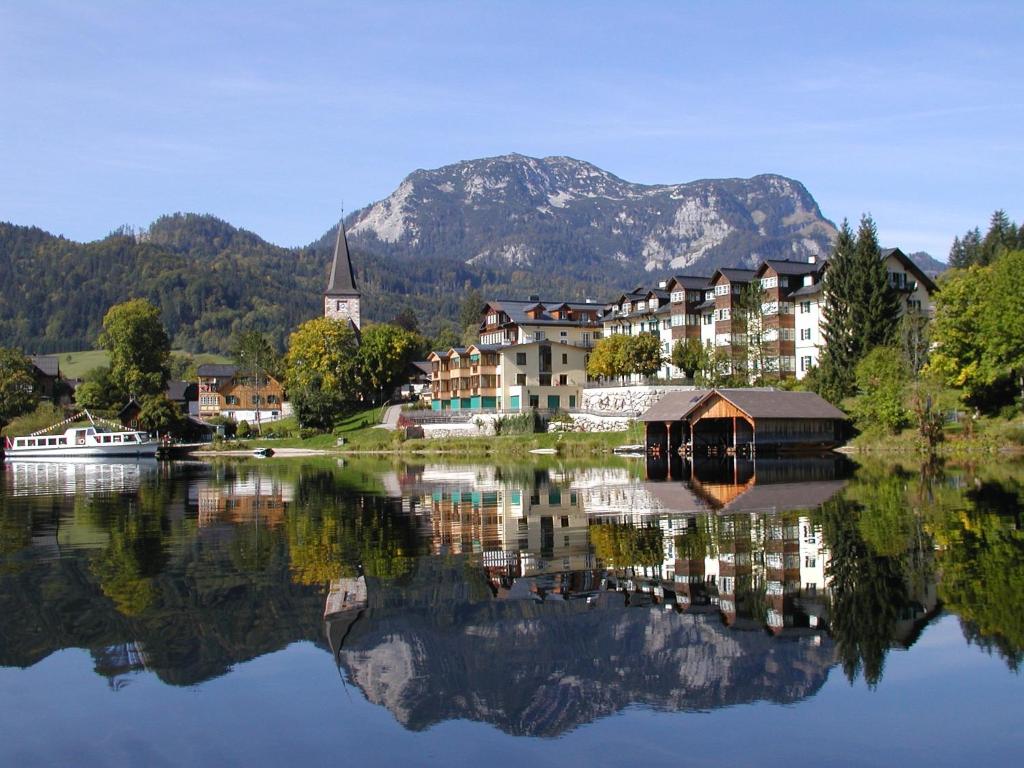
left=548, top=414, right=633, bottom=433
left=581, top=385, right=696, bottom=417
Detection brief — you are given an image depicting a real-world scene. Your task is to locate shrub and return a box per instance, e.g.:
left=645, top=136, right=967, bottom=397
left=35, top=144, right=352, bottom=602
left=237, top=420, right=251, bottom=438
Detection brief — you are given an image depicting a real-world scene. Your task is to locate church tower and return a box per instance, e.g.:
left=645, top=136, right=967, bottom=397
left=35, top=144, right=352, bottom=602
left=324, top=219, right=361, bottom=332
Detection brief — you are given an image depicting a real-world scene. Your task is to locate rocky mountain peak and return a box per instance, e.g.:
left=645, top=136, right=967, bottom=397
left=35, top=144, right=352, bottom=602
left=346, top=154, right=837, bottom=277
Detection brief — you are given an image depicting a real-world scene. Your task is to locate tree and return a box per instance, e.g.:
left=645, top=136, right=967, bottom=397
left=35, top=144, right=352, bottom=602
left=818, top=220, right=858, bottom=402
left=817, top=216, right=900, bottom=403
left=430, top=322, right=461, bottom=352
left=73, top=366, right=118, bottom=410
left=622, top=333, right=663, bottom=378
left=285, top=318, right=361, bottom=428
left=99, top=299, right=170, bottom=401
left=849, top=346, right=910, bottom=434
left=137, top=393, right=183, bottom=435
left=233, top=330, right=279, bottom=434
left=927, top=252, right=1024, bottom=408
left=736, top=279, right=773, bottom=384
left=393, top=308, right=420, bottom=333
left=0, top=348, right=37, bottom=435
left=671, top=338, right=707, bottom=380
left=900, top=306, right=931, bottom=375
left=356, top=324, right=420, bottom=405
left=587, top=335, right=630, bottom=380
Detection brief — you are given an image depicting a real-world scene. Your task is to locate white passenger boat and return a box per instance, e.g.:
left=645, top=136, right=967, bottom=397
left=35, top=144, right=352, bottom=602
left=2, top=411, right=158, bottom=460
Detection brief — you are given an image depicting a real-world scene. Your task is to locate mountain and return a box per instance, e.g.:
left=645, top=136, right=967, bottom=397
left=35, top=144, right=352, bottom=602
left=1, top=156, right=852, bottom=353
left=906, top=250, right=946, bottom=278
left=345, top=154, right=838, bottom=277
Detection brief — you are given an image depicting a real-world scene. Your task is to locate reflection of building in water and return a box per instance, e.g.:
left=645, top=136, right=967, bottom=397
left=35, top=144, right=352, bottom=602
left=3, top=460, right=158, bottom=497
left=192, top=475, right=294, bottom=528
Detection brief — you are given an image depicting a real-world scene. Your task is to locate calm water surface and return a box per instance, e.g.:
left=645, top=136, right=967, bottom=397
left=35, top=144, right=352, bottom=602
left=1, top=455, right=1022, bottom=767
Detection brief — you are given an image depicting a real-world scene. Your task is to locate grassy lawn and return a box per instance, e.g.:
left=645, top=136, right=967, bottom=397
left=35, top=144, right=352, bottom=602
left=55, top=349, right=231, bottom=378
left=211, top=407, right=643, bottom=457
left=848, top=411, right=1024, bottom=456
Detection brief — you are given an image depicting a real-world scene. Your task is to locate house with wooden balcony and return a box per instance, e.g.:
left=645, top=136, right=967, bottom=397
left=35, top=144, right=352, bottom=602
left=477, top=298, right=603, bottom=349
left=196, top=363, right=288, bottom=424
left=428, top=341, right=588, bottom=412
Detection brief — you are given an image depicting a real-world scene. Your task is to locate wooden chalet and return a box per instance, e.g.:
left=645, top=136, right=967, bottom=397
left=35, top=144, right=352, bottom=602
left=640, top=389, right=848, bottom=455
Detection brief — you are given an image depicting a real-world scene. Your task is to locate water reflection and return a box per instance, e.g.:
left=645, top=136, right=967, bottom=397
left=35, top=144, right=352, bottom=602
left=1, top=456, right=1022, bottom=736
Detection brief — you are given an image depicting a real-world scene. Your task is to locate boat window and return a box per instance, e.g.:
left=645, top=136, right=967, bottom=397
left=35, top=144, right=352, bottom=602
left=59, top=437, right=67, bottom=444
left=102, top=435, right=110, bottom=443
left=113, top=435, right=122, bottom=442
left=48, top=438, right=57, bottom=446
left=26, top=439, right=35, bottom=447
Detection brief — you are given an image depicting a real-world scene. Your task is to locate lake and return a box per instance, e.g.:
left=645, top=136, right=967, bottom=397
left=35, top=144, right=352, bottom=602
left=1, top=454, right=1022, bottom=767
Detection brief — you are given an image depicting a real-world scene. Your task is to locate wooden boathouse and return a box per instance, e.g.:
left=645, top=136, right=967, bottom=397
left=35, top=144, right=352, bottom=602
left=640, top=389, right=848, bottom=455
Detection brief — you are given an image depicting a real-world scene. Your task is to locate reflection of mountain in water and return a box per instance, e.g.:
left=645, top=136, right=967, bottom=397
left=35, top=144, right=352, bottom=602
left=330, top=559, right=835, bottom=737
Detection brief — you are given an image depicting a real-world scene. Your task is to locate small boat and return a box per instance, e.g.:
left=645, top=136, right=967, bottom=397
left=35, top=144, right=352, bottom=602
left=613, top=444, right=646, bottom=456
left=253, top=447, right=275, bottom=458
left=3, top=411, right=158, bottom=460
left=528, top=448, right=558, bottom=455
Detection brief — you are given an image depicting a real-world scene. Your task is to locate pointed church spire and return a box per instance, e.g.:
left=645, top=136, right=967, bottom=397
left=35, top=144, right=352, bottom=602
left=324, top=216, right=362, bottom=332
left=326, top=218, right=358, bottom=296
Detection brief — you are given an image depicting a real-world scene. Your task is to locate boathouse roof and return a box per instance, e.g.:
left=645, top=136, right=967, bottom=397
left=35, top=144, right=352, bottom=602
left=640, top=389, right=847, bottom=422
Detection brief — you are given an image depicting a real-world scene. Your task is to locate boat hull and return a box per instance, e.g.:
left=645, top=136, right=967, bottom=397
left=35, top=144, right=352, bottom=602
left=3, top=443, right=159, bottom=460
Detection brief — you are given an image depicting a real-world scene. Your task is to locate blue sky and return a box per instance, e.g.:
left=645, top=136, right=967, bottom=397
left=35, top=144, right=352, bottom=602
left=1, top=1, right=1021, bottom=258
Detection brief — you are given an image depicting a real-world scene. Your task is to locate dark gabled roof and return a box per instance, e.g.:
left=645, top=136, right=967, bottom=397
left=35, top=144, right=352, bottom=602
left=30, top=355, right=60, bottom=377
left=707, top=389, right=848, bottom=420
left=640, top=388, right=848, bottom=422
left=714, top=268, right=757, bottom=283
left=197, top=363, right=237, bottom=378
left=668, top=275, right=713, bottom=291
left=166, top=380, right=197, bottom=402
left=118, top=398, right=141, bottom=418
left=640, top=389, right=713, bottom=421
left=719, top=480, right=847, bottom=514
left=485, top=299, right=602, bottom=327
left=758, top=259, right=821, bottom=277
left=646, top=289, right=670, bottom=300
left=326, top=221, right=360, bottom=297
left=791, top=283, right=823, bottom=297
left=882, top=247, right=939, bottom=293
left=470, top=343, right=502, bottom=352
left=696, top=299, right=716, bottom=310
left=410, top=361, right=433, bottom=375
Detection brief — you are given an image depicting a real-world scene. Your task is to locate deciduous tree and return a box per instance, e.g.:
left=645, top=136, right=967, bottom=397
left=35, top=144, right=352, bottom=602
left=99, top=299, right=170, bottom=401
left=0, top=348, right=38, bottom=435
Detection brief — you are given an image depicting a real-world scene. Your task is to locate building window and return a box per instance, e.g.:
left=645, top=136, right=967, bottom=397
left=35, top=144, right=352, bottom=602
left=516, top=352, right=526, bottom=365
left=703, top=313, right=713, bottom=325
left=761, top=276, right=778, bottom=289
left=800, top=356, right=813, bottom=372
left=539, top=374, right=551, bottom=386
left=800, top=328, right=812, bottom=341
left=561, top=353, right=568, bottom=364
left=670, top=290, right=685, bottom=303
left=529, top=395, right=539, bottom=408
left=516, top=373, right=527, bottom=385
left=716, top=308, right=731, bottom=321
left=559, top=374, right=568, bottom=385
left=560, top=330, right=568, bottom=338
left=799, top=301, right=811, bottom=314
left=569, top=395, right=576, bottom=408
left=535, top=331, right=545, bottom=341
left=671, top=313, right=684, bottom=327
left=714, top=283, right=729, bottom=296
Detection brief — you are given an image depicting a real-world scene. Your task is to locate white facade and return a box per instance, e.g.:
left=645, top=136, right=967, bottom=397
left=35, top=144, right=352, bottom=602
left=794, top=290, right=823, bottom=380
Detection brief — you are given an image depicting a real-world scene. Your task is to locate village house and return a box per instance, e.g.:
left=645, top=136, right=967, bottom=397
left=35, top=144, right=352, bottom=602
left=196, top=363, right=288, bottom=424
left=477, top=298, right=603, bottom=348
left=429, top=340, right=588, bottom=412
left=601, top=285, right=674, bottom=379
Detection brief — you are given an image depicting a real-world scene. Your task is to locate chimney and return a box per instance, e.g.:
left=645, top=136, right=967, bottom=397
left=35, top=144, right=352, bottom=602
left=585, top=298, right=594, bottom=304
left=528, top=294, right=540, bottom=302
left=808, top=255, right=817, bottom=264
left=658, top=280, right=667, bottom=289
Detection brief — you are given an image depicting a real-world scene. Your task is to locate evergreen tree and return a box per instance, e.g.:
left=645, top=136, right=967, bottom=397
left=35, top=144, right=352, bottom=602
left=817, top=221, right=858, bottom=402
left=853, top=215, right=901, bottom=350
left=817, top=216, right=900, bottom=403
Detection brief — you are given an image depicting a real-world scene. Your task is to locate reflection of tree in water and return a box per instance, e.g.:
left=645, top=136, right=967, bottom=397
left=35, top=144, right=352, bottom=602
left=819, top=494, right=910, bottom=687
left=590, top=521, right=663, bottom=569
left=287, top=470, right=425, bottom=586
left=87, top=482, right=171, bottom=616
left=931, top=478, right=1024, bottom=670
